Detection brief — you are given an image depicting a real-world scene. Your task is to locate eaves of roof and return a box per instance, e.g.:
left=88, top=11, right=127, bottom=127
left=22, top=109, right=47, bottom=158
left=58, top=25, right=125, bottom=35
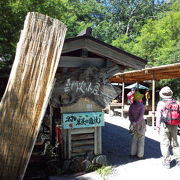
left=63, top=35, right=147, bottom=69
left=110, top=63, right=180, bottom=83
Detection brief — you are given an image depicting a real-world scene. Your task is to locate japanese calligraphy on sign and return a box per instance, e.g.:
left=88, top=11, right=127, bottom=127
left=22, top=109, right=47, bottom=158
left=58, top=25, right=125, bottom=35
left=62, top=112, right=104, bottom=129
left=64, top=78, right=100, bottom=96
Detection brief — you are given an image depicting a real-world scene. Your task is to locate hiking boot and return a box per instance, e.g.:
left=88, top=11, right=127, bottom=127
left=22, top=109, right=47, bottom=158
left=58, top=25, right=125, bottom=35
left=162, top=161, right=171, bottom=169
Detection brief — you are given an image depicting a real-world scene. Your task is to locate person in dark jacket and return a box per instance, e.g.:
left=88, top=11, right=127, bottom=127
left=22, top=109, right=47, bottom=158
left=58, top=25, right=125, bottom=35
left=129, top=91, right=146, bottom=159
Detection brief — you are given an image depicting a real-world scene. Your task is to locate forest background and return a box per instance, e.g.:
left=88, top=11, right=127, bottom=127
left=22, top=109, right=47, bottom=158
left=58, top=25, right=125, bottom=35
left=0, top=0, right=179, bottom=98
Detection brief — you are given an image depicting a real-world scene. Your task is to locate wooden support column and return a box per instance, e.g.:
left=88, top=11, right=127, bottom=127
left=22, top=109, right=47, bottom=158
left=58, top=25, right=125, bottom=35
left=63, top=129, right=68, bottom=159
left=121, top=82, right=125, bottom=118
left=67, top=129, right=72, bottom=159
left=50, top=105, right=56, bottom=146
left=152, top=79, right=156, bottom=128
left=94, top=127, right=102, bottom=155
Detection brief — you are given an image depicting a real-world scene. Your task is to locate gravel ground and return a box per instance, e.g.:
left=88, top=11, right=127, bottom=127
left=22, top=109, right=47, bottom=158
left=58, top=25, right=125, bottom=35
left=103, top=114, right=180, bottom=180
left=50, top=114, right=180, bottom=180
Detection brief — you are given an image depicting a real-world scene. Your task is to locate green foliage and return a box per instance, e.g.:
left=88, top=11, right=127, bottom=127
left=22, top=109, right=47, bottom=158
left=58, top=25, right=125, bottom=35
left=112, top=34, right=134, bottom=52
left=0, top=1, right=22, bottom=62
left=97, top=166, right=112, bottom=180
left=93, top=0, right=167, bottom=42
left=85, top=163, right=101, bottom=172
left=0, top=0, right=105, bottom=65
left=131, top=9, right=180, bottom=66
left=92, top=20, right=119, bottom=43
left=110, top=1, right=180, bottom=97
left=0, top=0, right=172, bottom=65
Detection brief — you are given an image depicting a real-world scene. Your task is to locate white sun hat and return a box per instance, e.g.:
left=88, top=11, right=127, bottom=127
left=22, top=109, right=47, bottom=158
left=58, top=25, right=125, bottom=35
left=159, top=86, right=173, bottom=99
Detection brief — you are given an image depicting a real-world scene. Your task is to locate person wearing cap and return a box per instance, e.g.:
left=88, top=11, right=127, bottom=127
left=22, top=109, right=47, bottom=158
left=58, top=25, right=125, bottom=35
left=128, top=91, right=146, bottom=159
left=156, top=86, right=180, bottom=169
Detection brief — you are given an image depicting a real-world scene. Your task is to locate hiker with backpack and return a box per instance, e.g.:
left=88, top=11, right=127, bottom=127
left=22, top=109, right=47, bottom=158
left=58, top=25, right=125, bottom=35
left=156, top=86, right=180, bottom=169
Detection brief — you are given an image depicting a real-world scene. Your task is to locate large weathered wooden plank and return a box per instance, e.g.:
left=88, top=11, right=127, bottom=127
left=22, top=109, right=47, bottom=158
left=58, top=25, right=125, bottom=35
left=0, top=12, right=66, bottom=180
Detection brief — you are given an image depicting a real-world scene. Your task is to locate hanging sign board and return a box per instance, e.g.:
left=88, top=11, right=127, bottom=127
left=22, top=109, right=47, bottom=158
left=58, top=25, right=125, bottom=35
left=63, top=112, right=104, bottom=129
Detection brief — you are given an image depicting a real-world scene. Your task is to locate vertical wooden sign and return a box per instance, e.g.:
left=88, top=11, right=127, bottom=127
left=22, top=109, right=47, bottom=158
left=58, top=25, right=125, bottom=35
left=0, top=12, right=66, bottom=180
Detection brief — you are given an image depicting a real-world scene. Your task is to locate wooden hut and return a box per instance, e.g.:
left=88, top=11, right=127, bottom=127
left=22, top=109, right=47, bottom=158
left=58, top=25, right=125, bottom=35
left=48, top=28, right=147, bottom=160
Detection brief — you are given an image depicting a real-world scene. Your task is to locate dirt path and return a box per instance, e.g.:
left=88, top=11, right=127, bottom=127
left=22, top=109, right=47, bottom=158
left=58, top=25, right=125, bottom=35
left=103, top=114, right=180, bottom=180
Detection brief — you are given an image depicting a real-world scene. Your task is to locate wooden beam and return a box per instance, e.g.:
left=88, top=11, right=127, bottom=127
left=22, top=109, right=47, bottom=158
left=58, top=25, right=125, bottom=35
left=62, top=38, right=146, bottom=69
left=59, top=56, right=105, bottom=67
left=71, top=133, right=94, bottom=141
left=71, top=127, right=95, bottom=135
left=86, top=39, right=145, bottom=69
left=72, top=145, right=94, bottom=153
left=109, top=63, right=180, bottom=83
left=72, top=139, right=94, bottom=147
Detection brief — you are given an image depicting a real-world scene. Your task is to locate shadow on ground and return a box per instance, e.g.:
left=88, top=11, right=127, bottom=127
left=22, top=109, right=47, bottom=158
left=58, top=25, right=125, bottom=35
left=102, top=122, right=161, bottom=166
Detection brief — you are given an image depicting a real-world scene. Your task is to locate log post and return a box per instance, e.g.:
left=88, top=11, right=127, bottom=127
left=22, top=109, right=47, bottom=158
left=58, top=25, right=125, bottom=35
left=152, top=79, right=156, bottom=128
left=50, top=105, right=56, bottom=146
left=121, top=82, right=125, bottom=118
left=0, top=12, right=66, bottom=180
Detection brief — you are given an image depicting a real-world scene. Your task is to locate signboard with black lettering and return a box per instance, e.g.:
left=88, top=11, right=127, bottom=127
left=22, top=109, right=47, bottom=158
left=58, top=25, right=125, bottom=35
left=62, top=112, right=104, bottom=129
